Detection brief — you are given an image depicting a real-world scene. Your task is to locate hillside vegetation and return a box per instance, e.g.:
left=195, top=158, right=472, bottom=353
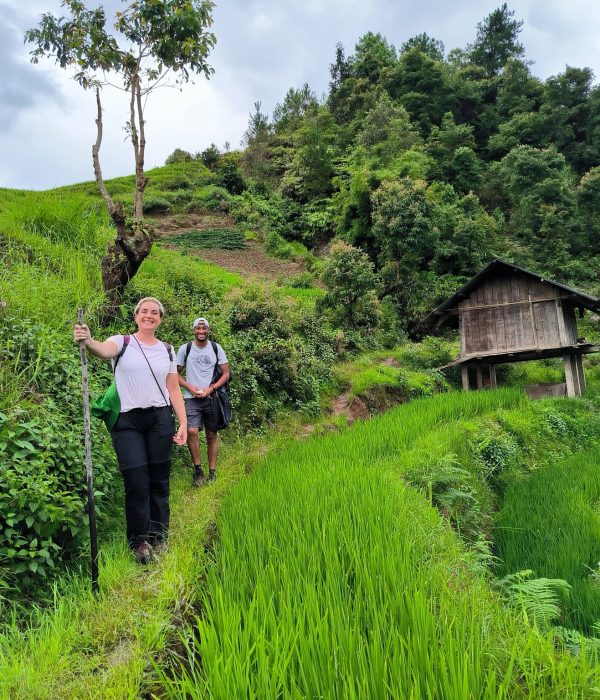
left=5, top=3, right=600, bottom=697
left=161, top=4, right=600, bottom=340
left=0, top=173, right=336, bottom=600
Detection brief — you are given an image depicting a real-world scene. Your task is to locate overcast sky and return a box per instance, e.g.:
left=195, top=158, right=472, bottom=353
left=2, top=0, right=600, bottom=190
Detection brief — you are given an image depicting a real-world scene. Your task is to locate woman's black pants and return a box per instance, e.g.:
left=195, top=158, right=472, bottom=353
left=111, top=406, right=175, bottom=547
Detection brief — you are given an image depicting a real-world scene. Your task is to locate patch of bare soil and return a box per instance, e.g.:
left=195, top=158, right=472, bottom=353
left=190, top=241, right=304, bottom=279
left=331, top=392, right=370, bottom=424
left=150, top=211, right=235, bottom=239
left=381, top=357, right=401, bottom=368
left=149, top=211, right=305, bottom=279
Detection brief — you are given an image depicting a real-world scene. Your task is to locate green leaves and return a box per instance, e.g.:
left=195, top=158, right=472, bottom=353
left=25, top=5, right=120, bottom=88
left=494, top=570, right=571, bottom=631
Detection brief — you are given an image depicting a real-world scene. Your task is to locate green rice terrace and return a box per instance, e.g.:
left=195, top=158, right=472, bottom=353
left=3, top=164, right=600, bottom=699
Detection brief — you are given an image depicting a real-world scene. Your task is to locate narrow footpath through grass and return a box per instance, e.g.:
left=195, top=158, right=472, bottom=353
left=0, top=437, right=255, bottom=700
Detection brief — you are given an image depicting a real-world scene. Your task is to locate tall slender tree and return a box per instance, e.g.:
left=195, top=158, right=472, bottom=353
left=468, top=3, right=525, bottom=77
left=26, top=0, right=216, bottom=295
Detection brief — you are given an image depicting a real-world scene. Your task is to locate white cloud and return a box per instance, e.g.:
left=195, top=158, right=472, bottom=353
left=3, top=0, right=600, bottom=188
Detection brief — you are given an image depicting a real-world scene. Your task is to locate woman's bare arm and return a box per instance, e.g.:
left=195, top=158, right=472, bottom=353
left=167, top=372, right=187, bottom=445
left=73, top=324, right=119, bottom=359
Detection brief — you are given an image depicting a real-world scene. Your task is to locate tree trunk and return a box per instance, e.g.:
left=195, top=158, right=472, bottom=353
left=133, top=76, right=149, bottom=220
left=93, top=86, right=152, bottom=295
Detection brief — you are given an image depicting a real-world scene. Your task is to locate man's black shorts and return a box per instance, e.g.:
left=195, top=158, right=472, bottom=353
left=185, top=397, right=220, bottom=431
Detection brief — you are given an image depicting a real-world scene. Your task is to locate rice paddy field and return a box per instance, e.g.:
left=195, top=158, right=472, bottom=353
left=497, top=447, right=600, bottom=634
left=156, top=389, right=600, bottom=699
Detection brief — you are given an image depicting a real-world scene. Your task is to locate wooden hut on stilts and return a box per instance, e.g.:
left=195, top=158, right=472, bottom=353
left=424, top=259, right=600, bottom=397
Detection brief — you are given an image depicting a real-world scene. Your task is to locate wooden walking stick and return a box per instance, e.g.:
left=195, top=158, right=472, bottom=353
left=77, top=309, right=99, bottom=594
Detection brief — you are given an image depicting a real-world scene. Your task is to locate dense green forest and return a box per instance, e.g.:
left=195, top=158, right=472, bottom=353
left=166, top=3, right=600, bottom=340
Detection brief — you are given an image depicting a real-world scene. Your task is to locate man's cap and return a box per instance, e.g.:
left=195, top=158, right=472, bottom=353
left=192, top=317, right=210, bottom=329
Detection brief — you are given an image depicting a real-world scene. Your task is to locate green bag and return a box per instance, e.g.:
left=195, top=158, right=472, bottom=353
left=90, top=335, right=131, bottom=432
left=91, top=380, right=121, bottom=431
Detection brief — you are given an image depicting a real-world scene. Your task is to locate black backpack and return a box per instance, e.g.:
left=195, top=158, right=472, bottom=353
left=183, top=340, right=231, bottom=430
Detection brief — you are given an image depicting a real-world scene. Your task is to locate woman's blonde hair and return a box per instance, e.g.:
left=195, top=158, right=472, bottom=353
left=134, top=297, right=165, bottom=318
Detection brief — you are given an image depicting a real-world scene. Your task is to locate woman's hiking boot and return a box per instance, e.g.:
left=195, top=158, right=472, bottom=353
left=208, top=469, right=216, bottom=482
left=152, top=540, right=168, bottom=556
left=134, top=540, right=151, bottom=565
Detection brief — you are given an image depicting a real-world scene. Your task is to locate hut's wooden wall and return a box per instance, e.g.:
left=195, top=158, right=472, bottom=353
left=458, top=272, right=577, bottom=356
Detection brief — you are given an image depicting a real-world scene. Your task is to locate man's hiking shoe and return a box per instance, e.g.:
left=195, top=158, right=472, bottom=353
left=134, top=541, right=151, bottom=565
left=193, top=468, right=205, bottom=487
left=208, top=470, right=216, bottom=483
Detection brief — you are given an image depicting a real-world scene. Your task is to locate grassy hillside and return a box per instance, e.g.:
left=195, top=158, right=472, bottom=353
left=0, top=167, right=336, bottom=601
left=4, top=162, right=600, bottom=697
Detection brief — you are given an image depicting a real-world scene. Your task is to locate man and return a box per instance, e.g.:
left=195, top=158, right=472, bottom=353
left=177, top=317, right=229, bottom=486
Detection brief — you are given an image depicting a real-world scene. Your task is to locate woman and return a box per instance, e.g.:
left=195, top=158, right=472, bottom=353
left=74, top=297, right=187, bottom=564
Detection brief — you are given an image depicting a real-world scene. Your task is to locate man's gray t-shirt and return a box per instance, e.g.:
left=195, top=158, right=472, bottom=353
left=176, top=341, right=228, bottom=399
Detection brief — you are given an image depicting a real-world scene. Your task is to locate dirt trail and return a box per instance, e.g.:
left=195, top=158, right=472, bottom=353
left=150, top=211, right=304, bottom=279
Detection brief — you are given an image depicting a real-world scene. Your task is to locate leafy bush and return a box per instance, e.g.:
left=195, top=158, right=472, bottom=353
left=298, top=199, right=335, bottom=247
left=216, top=159, right=246, bottom=195
left=0, top=401, right=117, bottom=595
left=317, top=240, right=380, bottom=347
left=224, top=287, right=336, bottom=422
left=0, top=317, right=120, bottom=595
left=193, top=185, right=232, bottom=212
left=376, top=295, right=404, bottom=348
left=286, top=272, right=314, bottom=288
left=264, top=230, right=295, bottom=259
left=399, top=336, right=456, bottom=371
left=150, top=172, right=193, bottom=191
left=142, top=196, right=171, bottom=214
left=162, top=189, right=195, bottom=209
left=200, top=143, right=220, bottom=170
left=165, top=148, right=194, bottom=164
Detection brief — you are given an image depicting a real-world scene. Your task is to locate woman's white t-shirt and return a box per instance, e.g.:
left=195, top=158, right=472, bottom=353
left=108, top=335, right=177, bottom=412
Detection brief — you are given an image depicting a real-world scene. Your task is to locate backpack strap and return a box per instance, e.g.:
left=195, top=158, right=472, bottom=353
left=113, top=334, right=130, bottom=373
left=162, top=341, right=173, bottom=362
left=183, top=341, right=193, bottom=366
left=211, top=340, right=224, bottom=384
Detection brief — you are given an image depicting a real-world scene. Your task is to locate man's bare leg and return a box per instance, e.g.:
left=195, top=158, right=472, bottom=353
left=187, top=427, right=204, bottom=486
left=206, top=429, right=219, bottom=480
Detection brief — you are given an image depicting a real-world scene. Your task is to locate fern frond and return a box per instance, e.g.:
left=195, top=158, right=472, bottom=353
left=494, top=570, right=571, bottom=631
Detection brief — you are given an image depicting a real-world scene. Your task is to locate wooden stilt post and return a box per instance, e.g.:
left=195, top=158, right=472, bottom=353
left=461, top=365, right=470, bottom=391
left=564, top=354, right=577, bottom=397
left=572, top=355, right=581, bottom=396
left=576, top=355, right=586, bottom=394
left=476, top=365, right=483, bottom=389
left=489, top=364, right=497, bottom=389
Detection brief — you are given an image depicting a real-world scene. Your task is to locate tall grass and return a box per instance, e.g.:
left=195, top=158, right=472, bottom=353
left=0, top=191, right=108, bottom=327
left=496, top=447, right=600, bottom=633
left=159, top=389, right=598, bottom=698
left=0, top=448, right=247, bottom=699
